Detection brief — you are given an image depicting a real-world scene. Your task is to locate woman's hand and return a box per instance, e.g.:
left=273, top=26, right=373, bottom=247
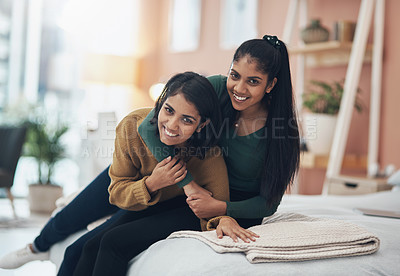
left=145, top=156, right=187, bottom=193
left=183, top=181, right=212, bottom=197
left=216, top=217, right=259, bottom=243
left=186, top=194, right=226, bottom=219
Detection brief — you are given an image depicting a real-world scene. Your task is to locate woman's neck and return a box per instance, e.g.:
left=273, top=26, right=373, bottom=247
left=234, top=105, right=268, bottom=136
left=238, top=104, right=268, bottom=120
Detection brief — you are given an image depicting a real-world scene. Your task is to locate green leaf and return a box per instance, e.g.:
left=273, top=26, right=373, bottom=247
left=302, top=79, right=363, bottom=114
left=22, top=115, right=69, bottom=185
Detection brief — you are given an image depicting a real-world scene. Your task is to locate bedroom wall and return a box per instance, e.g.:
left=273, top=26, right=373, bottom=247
left=136, top=0, right=400, bottom=194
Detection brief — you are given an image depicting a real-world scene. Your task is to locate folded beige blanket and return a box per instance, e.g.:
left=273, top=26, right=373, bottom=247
left=167, top=213, right=380, bottom=263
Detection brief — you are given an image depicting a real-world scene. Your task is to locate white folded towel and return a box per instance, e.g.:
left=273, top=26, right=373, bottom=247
left=167, top=212, right=380, bottom=263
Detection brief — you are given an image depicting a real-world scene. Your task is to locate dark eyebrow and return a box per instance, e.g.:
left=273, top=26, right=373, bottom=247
left=230, top=69, right=263, bottom=81
left=248, top=76, right=263, bottom=80
left=165, top=103, right=175, bottom=111
left=165, top=103, right=197, bottom=121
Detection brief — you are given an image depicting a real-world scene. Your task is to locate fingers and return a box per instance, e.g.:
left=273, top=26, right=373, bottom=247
left=227, top=231, right=239, bottom=243
left=185, top=201, right=201, bottom=218
left=171, top=159, right=185, bottom=173
left=160, top=156, right=187, bottom=184
left=234, top=227, right=259, bottom=242
left=187, top=193, right=201, bottom=200
left=186, top=197, right=195, bottom=208
left=248, top=230, right=260, bottom=239
left=226, top=229, right=253, bottom=243
left=236, top=230, right=255, bottom=243
left=218, top=218, right=259, bottom=243
left=234, top=227, right=260, bottom=242
left=216, top=228, right=223, bottom=239
left=184, top=181, right=212, bottom=197
left=174, top=169, right=187, bottom=183
left=170, top=158, right=187, bottom=180
left=165, top=156, right=180, bottom=169
left=157, top=156, right=172, bottom=168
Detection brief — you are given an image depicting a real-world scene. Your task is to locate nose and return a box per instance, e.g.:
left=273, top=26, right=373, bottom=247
left=235, top=79, right=246, bottom=94
left=166, top=116, right=179, bottom=130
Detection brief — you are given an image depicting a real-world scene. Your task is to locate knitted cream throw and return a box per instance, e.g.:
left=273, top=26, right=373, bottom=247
left=167, top=213, right=380, bottom=263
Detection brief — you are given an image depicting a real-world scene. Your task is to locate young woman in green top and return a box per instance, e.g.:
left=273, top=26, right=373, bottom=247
left=140, top=34, right=300, bottom=233
left=0, top=34, right=300, bottom=272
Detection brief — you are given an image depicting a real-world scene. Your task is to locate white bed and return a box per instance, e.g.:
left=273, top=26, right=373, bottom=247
left=50, top=190, right=400, bottom=275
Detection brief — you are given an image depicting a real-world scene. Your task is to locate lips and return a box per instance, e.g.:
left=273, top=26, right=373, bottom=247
left=232, top=92, right=249, bottom=102
left=164, top=126, right=178, bottom=137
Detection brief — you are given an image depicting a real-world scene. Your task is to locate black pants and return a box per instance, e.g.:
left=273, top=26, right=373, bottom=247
left=72, top=196, right=201, bottom=276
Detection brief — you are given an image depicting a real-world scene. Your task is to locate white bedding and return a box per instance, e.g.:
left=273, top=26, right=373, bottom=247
left=50, top=190, right=400, bottom=275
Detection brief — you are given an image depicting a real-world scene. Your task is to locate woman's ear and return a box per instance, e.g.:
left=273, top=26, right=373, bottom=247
left=197, top=119, right=210, bottom=132
left=266, top=77, right=277, bottom=93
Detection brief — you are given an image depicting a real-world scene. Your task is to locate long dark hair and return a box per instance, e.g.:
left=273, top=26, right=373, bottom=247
left=231, top=36, right=300, bottom=207
left=151, top=71, right=222, bottom=159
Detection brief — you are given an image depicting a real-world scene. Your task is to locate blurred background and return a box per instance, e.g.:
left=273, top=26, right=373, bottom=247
left=1, top=1, right=399, bottom=274
left=0, top=0, right=399, bottom=202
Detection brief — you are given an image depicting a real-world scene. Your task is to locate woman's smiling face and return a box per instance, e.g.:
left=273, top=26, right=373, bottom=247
left=226, top=55, right=274, bottom=113
left=158, top=92, right=202, bottom=147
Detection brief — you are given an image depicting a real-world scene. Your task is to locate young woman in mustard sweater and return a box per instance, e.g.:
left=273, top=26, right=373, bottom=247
left=72, top=71, right=258, bottom=276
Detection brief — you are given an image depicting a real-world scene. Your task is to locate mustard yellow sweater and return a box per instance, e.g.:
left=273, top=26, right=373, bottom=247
left=108, top=108, right=229, bottom=230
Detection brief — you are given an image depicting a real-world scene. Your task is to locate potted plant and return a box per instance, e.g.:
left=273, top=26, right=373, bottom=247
left=302, top=80, right=363, bottom=155
left=24, top=116, right=69, bottom=213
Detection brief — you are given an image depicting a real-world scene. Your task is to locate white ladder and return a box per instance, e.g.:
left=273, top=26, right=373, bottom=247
left=282, top=0, right=385, bottom=194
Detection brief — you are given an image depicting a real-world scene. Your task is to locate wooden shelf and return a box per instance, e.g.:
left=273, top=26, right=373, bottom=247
left=300, top=152, right=367, bottom=169
left=288, top=41, right=373, bottom=67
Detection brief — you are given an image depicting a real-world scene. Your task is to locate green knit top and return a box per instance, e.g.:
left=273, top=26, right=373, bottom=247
left=207, top=75, right=278, bottom=219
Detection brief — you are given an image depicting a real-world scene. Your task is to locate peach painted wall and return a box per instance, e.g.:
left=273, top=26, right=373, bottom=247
left=379, top=0, right=400, bottom=169
left=136, top=0, right=400, bottom=194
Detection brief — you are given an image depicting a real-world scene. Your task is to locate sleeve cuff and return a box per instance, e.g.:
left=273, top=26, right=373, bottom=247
left=206, top=216, right=232, bottom=231
left=134, top=176, right=162, bottom=206
left=176, top=172, right=194, bottom=188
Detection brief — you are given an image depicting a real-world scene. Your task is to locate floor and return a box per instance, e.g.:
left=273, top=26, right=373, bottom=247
left=0, top=198, right=56, bottom=276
